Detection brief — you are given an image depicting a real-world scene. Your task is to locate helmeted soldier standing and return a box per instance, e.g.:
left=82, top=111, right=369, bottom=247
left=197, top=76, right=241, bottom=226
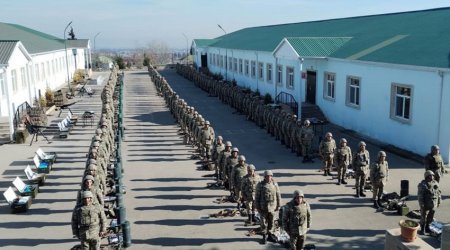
left=353, top=141, right=370, bottom=197
left=370, top=151, right=388, bottom=208
left=301, top=120, right=315, bottom=163
left=418, top=170, right=441, bottom=235
left=212, top=136, right=225, bottom=179
left=72, top=191, right=107, bottom=250
left=282, top=189, right=311, bottom=250
left=319, top=132, right=336, bottom=175
left=241, top=164, right=261, bottom=226
left=231, top=155, right=248, bottom=208
left=334, top=138, right=352, bottom=185
left=424, top=145, right=445, bottom=182
left=255, top=170, right=281, bottom=244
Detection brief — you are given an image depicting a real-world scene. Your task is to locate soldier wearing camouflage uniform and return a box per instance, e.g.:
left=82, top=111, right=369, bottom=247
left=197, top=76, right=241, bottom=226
left=212, top=136, right=225, bottom=179
left=282, top=190, right=311, bottom=250
left=255, top=170, right=281, bottom=244
left=301, top=120, right=315, bottom=163
left=319, top=132, right=336, bottom=175
left=231, top=155, right=248, bottom=208
left=76, top=175, right=104, bottom=208
left=72, top=191, right=107, bottom=250
left=200, top=121, right=215, bottom=163
left=218, top=141, right=232, bottom=182
left=224, top=147, right=240, bottom=191
left=353, top=141, right=370, bottom=197
left=418, top=170, right=441, bottom=235
left=370, top=151, right=389, bottom=208
left=241, top=164, right=261, bottom=226
left=424, top=145, right=445, bottom=182
left=334, top=138, right=352, bottom=185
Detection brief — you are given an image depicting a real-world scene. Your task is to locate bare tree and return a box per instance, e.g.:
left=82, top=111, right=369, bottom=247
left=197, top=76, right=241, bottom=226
left=145, top=40, right=172, bottom=65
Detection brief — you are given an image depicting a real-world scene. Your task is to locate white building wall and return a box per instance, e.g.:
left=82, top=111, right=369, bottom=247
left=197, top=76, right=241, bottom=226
left=7, top=47, right=32, bottom=115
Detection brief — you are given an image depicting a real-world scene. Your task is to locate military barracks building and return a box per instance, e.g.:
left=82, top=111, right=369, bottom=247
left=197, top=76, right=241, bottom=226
left=0, top=22, right=91, bottom=139
left=191, top=8, right=450, bottom=162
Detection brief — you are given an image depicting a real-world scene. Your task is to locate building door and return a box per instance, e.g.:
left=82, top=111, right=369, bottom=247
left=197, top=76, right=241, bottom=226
left=201, top=54, right=208, bottom=68
left=306, top=71, right=317, bottom=104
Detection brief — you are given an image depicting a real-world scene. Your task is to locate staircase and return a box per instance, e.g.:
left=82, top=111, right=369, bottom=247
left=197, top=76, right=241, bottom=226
left=0, top=117, right=11, bottom=145
left=301, top=103, right=328, bottom=123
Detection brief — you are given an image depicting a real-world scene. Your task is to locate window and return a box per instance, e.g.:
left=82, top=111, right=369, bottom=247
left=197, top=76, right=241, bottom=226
left=346, top=76, right=360, bottom=107
left=324, top=72, right=336, bottom=101
left=220, top=55, right=223, bottom=68
left=0, top=73, right=5, bottom=96
left=266, top=63, right=273, bottom=83
left=11, top=70, right=18, bottom=93
left=391, top=84, right=412, bottom=122
left=239, top=59, right=243, bottom=74
left=286, top=67, right=294, bottom=88
left=244, top=60, right=249, bottom=75
left=41, top=63, right=45, bottom=80
left=258, top=62, right=264, bottom=80
left=20, top=67, right=27, bottom=88
left=233, top=58, right=237, bottom=72
left=251, top=61, right=256, bottom=78
left=228, top=57, right=232, bottom=70
left=276, top=65, right=283, bottom=85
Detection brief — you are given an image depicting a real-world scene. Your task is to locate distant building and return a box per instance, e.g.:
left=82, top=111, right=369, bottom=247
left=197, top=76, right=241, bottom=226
left=192, top=8, right=450, bottom=161
left=0, top=22, right=91, bottom=140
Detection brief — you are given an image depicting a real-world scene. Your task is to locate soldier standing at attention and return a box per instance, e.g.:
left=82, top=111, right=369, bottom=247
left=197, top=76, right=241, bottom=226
left=212, top=136, right=225, bottom=179
left=255, top=170, right=281, bottom=244
left=353, top=141, right=370, bottom=197
left=424, top=145, right=445, bottom=182
left=231, top=155, right=248, bottom=208
left=72, top=191, right=107, bottom=250
left=282, top=190, right=311, bottom=250
left=241, top=164, right=261, bottom=226
left=334, top=138, right=352, bottom=185
left=370, top=151, right=388, bottom=208
left=300, top=120, right=315, bottom=163
left=319, top=132, right=336, bottom=175
left=418, top=170, right=441, bottom=235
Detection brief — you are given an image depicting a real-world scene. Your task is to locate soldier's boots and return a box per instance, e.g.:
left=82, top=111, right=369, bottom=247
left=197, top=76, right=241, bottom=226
left=420, top=224, right=425, bottom=235
left=425, top=224, right=431, bottom=234
left=341, top=178, right=347, bottom=184
left=355, top=189, right=360, bottom=198
left=262, top=234, right=267, bottom=244
left=360, top=188, right=367, bottom=197
left=373, top=200, right=380, bottom=209
left=237, top=203, right=241, bottom=210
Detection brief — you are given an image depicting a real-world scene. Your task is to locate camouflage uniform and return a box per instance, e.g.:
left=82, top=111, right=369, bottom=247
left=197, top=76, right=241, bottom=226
left=255, top=170, right=281, bottom=244
left=424, top=145, right=445, bottom=182
left=241, top=164, right=261, bottom=225
left=301, top=121, right=315, bottom=162
left=282, top=190, right=311, bottom=250
left=353, top=141, right=370, bottom=197
left=319, top=132, right=336, bottom=175
left=212, top=136, right=225, bottom=178
left=334, top=139, right=352, bottom=184
left=418, top=170, right=441, bottom=234
left=72, top=191, right=107, bottom=250
left=370, top=151, right=388, bottom=208
left=231, top=155, right=248, bottom=207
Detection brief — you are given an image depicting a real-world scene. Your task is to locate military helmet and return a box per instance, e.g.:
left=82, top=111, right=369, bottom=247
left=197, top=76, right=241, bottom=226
left=88, top=164, right=97, bottom=171
left=96, top=128, right=103, bottom=135
left=89, top=159, right=97, bottom=164
left=205, top=120, right=210, bottom=125
left=186, top=106, right=191, bottom=110
left=292, top=115, right=297, bottom=119
left=424, top=170, right=435, bottom=178
left=304, top=119, right=310, bottom=125
left=94, top=135, right=102, bottom=141
left=359, top=141, right=366, bottom=146
left=378, top=151, right=387, bottom=158
left=238, top=155, right=246, bottom=161
left=93, top=141, right=100, bottom=147
left=190, top=106, right=194, bottom=110
left=84, top=175, right=95, bottom=182
left=225, top=141, right=232, bottom=147
left=340, top=138, right=347, bottom=143
left=194, top=111, right=198, bottom=115
left=232, top=147, right=239, bottom=152
left=264, top=170, right=273, bottom=176
left=431, top=145, right=440, bottom=151
left=293, top=189, right=304, bottom=197
left=82, top=191, right=93, bottom=199
left=248, top=164, right=256, bottom=171
left=217, top=136, right=223, bottom=140
left=325, top=132, right=332, bottom=137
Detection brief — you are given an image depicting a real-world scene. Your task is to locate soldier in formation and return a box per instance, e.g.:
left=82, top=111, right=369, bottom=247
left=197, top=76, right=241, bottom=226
left=241, top=164, right=261, bottom=226
left=424, top=145, right=445, bottom=182
left=418, top=170, right=441, bottom=235
left=353, top=141, right=370, bottom=197
left=300, top=120, right=315, bottom=163
left=282, top=189, right=311, bottom=250
left=334, top=138, right=351, bottom=185
left=319, top=132, right=336, bottom=176
left=370, top=151, right=389, bottom=208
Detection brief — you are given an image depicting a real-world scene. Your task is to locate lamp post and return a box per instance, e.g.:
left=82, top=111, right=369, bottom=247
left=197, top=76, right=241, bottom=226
left=93, top=32, right=101, bottom=69
left=182, top=33, right=189, bottom=65
left=64, top=21, right=72, bottom=93
left=217, top=24, right=227, bottom=81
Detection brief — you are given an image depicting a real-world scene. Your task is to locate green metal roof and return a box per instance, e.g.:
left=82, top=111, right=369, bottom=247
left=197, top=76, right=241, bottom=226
left=285, top=37, right=352, bottom=57
left=0, top=22, right=65, bottom=54
left=193, top=39, right=220, bottom=47
left=0, top=41, right=18, bottom=65
left=203, top=8, right=450, bottom=69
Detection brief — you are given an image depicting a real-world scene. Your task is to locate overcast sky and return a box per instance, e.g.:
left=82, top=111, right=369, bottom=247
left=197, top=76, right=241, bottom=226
left=1, top=0, right=449, bottom=50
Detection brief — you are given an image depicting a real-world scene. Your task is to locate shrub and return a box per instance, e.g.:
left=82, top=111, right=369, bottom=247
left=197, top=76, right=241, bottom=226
left=264, top=93, right=273, bottom=104
left=45, top=87, right=54, bottom=106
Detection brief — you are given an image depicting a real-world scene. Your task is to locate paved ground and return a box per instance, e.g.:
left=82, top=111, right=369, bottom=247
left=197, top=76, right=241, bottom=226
left=0, top=68, right=448, bottom=250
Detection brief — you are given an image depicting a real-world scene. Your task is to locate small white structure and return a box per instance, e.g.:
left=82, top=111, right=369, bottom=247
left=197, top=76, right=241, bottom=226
left=192, top=8, right=450, bottom=161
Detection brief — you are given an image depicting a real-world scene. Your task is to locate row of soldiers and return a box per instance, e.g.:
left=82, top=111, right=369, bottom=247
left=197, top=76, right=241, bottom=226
left=177, top=64, right=316, bottom=163
left=175, top=64, right=445, bottom=239
left=71, top=66, right=124, bottom=249
left=149, top=65, right=311, bottom=249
